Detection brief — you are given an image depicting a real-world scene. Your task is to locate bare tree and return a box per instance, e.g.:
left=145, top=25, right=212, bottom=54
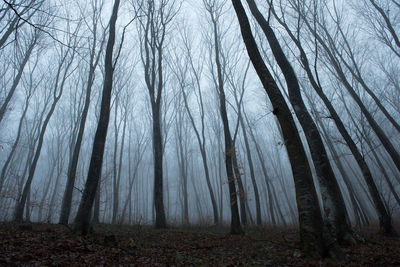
left=168, top=24, right=220, bottom=224
left=14, top=31, right=78, bottom=222
left=0, top=28, right=39, bottom=124
left=59, top=0, right=106, bottom=225
left=271, top=0, right=397, bottom=236
left=74, top=0, right=120, bottom=235
left=204, top=0, right=243, bottom=234
left=134, top=0, right=179, bottom=228
left=0, top=0, right=45, bottom=50
left=231, top=0, right=329, bottom=258
left=0, top=52, right=40, bottom=193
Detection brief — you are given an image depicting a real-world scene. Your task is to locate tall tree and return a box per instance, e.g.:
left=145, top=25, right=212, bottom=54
left=168, top=24, right=220, bottom=224
left=204, top=0, right=243, bottom=234
left=271, top=1, right=397, bottom=236
left=73, top=0, right=120, bottom=235
left=14, top=35, right=77, bottom=222
left=231, top=0, right=331, bottom=258
left=59, top=0, right=106, bottom=225
left=134, top=0, right=178, bottom=229
left=246, top=0, right=353, bottom=246
left=0, top=29, right=39, bottom=124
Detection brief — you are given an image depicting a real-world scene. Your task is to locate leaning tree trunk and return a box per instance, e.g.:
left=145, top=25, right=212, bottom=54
left=73, top=0, right=120, bottom=235
left=246, top=1, right=351, bottom=250
left=303, top=10, right=400, bottom=176
left=59, top=37, right=102, bottom=225
left=271, top=6, right=396, bottom=236
left=0, top=35, right=37, bottom=124
left=14, top=46, right=72, bottom=222
left=231, top=0, right=325, bottom=257
left=182, top=89, right=219, bottom=224
left=211, top=16, right=243, bottom=234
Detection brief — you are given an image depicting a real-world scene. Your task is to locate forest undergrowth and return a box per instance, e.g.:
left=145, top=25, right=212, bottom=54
left=0, top=221, right=399, bottom=266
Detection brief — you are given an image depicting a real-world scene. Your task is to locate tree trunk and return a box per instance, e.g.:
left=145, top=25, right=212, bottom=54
left=182, top=89, right=219, bottom=224
left=152, top=104, right=167, bottom=228
left=231, top=0, right=325, bottom=257
left=73, top=0, right=120, bottom=235
left=272, top=3, right=397, bottom=237
left=0, top=36, right=36, bottom=124
left=238, top=114, right=261, bottom=225
left=246, top=0, right=351, bottom=250
left=14, top=47, right=72, bottom=222
left=59, top=34, right=102, bottom=224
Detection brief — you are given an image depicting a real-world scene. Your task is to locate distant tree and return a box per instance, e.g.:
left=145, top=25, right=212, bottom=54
left=168, top=23, right=221, bottom=224
left=0, top=0, right=47, bottom=124
left=14, top=32, right=78, bottom=222
left=133, top=0, right=179, bottom=229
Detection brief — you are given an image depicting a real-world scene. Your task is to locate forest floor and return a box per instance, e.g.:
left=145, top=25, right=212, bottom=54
left=0, top=222, right=399, bottom=266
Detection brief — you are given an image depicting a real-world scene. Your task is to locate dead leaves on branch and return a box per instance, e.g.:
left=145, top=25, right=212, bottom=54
left=0, top=222, right=399, bottom=266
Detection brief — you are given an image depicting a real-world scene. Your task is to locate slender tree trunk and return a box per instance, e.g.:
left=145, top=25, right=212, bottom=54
left=247, top=124, right=276, bottom=226
left=207, top=5, right=242, bottom=234
left=231, top=148, right=247, bottom=226
left=272, top=4, right=397, bottom=237
left=231, top=0, right=326, bottom=257
left=13, top=48, right=72, bottom=222
left=59, top=34, right=103, bottom=224
left=246, top=0, right=351, bottom=248
left=238, top=114, right=261, bottom=225
left=38, top=162, right=57, bottom=221
left=73, top=0, right=120, bottom=235
left=182, top=90, right=219, bottom=224
left=0, top=90, right=32, bottom=192
left=46, top=158, right=63, bottom=222
left=0, top=36, right=36, bottom=124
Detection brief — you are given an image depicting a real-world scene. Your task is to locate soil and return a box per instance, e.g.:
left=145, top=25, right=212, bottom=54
left=0, top=222, right=399, bottom=266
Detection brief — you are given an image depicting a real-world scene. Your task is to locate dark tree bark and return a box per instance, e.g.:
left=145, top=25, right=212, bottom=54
left=246, top=1, right=351, bottom=249
left=92, top=181, right=100, bottom=225
left=135, top=0, right=177, bottom=228
left=231, top=0, right=326, bottom=257
left=238, top=113, right=261, bottom=226
left=73, top=0, right=120, bottom=235
left=204, top=0, right=243, bottom=234
left=271, top=2, right=397, bottom=237
left=301, top=6, right=400, bottom=176
left=59, top=9, right=104, bottom=224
